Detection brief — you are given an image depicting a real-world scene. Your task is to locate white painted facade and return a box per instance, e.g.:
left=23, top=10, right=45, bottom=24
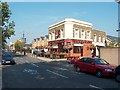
left=48, top=18, right=93, bottom=41
left=64, top=21, right=73, bottom=39
left=48, top=18, right=106, bottom=47
left=92, top=42, right=105, bottom=47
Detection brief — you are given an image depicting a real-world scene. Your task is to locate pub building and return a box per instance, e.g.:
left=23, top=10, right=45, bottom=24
left=48, top=18, right=106, bottom=57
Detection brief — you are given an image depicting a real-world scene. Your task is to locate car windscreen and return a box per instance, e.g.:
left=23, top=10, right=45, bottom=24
left=2, top=52, right=12, bottom=57
left=95, top=59, right=109, bottom=65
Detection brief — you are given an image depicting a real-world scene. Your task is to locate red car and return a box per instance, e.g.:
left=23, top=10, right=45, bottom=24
left=74, top=57, right=115, bottom=77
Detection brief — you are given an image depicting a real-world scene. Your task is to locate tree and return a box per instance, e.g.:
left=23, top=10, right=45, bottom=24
left=108, top=42, right=115, bottom=47
left=14, top=40, right=23, bottom=51
left=0, top=2, right=15, bottom=48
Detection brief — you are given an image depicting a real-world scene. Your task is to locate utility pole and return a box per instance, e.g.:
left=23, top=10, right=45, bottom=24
left=115, top=0, right=120, bottom=3
left=22, top=31, right=26, bottom=55
left=116, top=0, right=120, bottom=44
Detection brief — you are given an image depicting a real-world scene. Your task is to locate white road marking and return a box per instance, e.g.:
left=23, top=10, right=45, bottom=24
left=23, top=69, right=39, bottom=75
left=14, top=57, right=18, bottom=59
left=89, top=85, right=104, bottom=90
left=20, top=58, right=23, bottom=59
left=25, top=60, right=29, bottom=63
left=53, top=67, right=68, bottom=71
left=46, top=69, right=69, bottom=79
left=31, top=63, right=39, bottom=68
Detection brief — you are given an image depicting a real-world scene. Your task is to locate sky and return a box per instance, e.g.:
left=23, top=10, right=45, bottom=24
left=7, top=2, right=118, bottom=45
left=2, top=0, right=115, bottom=2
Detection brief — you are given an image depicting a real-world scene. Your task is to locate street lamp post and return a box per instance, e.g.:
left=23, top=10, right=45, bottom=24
left=116, top=0, right=120, bottom=46
left=50, top=44, right=53, bottom=60
left=22, top=32, right=26, bottom=55
left=115, top=0, right=120, bottom=4
left=116, top=29, right=120, bottom=47
left=116, top=30, right=120, bottom=32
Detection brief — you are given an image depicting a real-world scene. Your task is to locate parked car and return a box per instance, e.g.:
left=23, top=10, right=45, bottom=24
left=74, top=57, right=115, bottom=77
left=1, top=51, right=16, bottom=65
left=33, top=50, right=39, bottom=56
left=67, top=56, right=79, bottom=64
left=115, top=65, right=120, bottom=82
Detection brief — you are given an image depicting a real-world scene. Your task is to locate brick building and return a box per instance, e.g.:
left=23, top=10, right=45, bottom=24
left=32, top=35, right=49, bottom=49
left=48, top=18, right=106, bottom=57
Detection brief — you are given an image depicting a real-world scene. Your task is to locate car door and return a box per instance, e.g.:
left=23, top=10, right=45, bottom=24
left=79, top=58, right=88, bottom=71
left=85, top=58, right=95, bottom=73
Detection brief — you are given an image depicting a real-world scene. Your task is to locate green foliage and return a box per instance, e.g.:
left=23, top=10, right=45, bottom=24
left=25, top=47, right=31, bottom=53
left=14, top=40, right=23, bottom=51
left=0, top=2, right=15, bottom=47
left=50, top=53, right=67, bottom=59
left=109, top=42, right=115, bottom=47
left=108, top=42, right=120, bottom=47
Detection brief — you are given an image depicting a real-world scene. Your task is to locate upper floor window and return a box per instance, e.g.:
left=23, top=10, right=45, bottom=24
left=55, top=30, right=60, bottom=39
left=86, top=31, right=90, bottom=39
left=51, top=32, right=55, bottom=40
left=98, top=35, right=101, bottom=42
left=81, top=30, right=85, bottom=39
left=61, top=29, right=64, bottom=38
left=51, top=33, right=52, bottom=40
left=74, top=29, right=79, bottom=38
left=102, top=36, right=105, bottom=43
left=94, top=34, right=97, bottom=42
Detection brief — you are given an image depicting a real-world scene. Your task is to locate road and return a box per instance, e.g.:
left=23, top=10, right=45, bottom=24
left=1, top=53, right=120, bottom=89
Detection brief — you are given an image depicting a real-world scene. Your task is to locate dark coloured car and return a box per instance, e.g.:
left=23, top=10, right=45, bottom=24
left=115, top=65, right=120, bottom=82
left=1, top=51, right=16, bottom=65
left=74, top=57, right=115, bottom=77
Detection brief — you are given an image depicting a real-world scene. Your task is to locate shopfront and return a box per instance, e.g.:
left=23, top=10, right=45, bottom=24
left=48, top=39, right=92, bottom=57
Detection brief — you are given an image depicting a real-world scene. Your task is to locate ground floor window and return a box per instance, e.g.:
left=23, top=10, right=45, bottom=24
left=50, top=49, right=57, bottom=53
left=73, top=46, right=82, bottom=53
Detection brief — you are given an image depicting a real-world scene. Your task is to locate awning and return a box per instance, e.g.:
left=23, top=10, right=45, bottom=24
left=74, top=43, right=83, bottom=46
left=52, top=46, right=58, bottom=48
left=92, top=42, right=105, bottom=47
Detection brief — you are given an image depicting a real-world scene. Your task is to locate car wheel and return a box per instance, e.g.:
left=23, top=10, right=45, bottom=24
left=11, top=62, right=16, bottom=65
left=76, top=66, right=81, bottom=72
left=68, top=59, right=71, bottom=64
left=115, top=75, right=120, bottom=82
left=96, top=70, right=102, bottom=78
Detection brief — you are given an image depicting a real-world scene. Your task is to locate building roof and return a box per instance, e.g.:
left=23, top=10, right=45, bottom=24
left=92, top=29, right=106, bottom=34
left=48, top=18, right=93, bottom=29
left=45, top=35, right=48, bottom=39
left=40, top=36, right=44, bottom=40
left=34, top=39, right=36, bottom=41
left=37, top=38, right=40, bottom=40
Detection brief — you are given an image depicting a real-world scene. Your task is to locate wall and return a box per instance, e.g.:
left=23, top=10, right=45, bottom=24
left=83, top=43, right=92, bottom=57
left=64, top=22, right=73, bottom=39
left=91, top=29, right=106, bottom=42
left=100, top=47, right=120, bottom=66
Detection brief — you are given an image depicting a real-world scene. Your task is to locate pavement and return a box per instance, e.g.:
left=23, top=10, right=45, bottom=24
left=26, top=53, right=67, bottom=62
